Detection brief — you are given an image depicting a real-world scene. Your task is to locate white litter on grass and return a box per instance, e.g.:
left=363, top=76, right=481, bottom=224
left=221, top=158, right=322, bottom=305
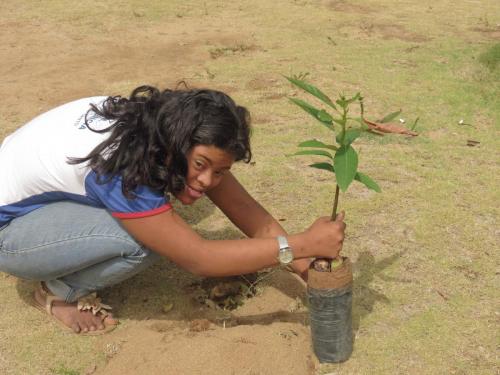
left=399, top=118, right=406, bottom=124
left=459, top=119, right=464, bottom=125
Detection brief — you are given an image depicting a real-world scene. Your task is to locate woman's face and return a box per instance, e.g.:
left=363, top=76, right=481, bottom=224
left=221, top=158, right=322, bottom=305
left=174, top=145, right=235, bottom=205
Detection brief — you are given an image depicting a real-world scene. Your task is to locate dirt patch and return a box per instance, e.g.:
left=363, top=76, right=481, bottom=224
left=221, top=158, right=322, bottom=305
left=189, top=274, right=260, bottom=310
left=0, top=17, right=253, bottom=124
left=188, top=318, right=213, bottom=332
left=471, top=26, right=500, bottom=40
left=263, top=92, right=287, bottom=100
left=209, top=43, right=261, bottom=59
left=427, top=128, right=448, bottom=141
left=94, top=269, right=314, bottom=375
left=99, top=320, right=315, bottom=375
left=246, top=77, right=280, bottom=91
left=360, top=22, right=431, bottom=43
left=471, top=15, right=500, bottom=39
left=251, top=114, right=274, bottom=125
left=327, top=0, right=378, bottom=14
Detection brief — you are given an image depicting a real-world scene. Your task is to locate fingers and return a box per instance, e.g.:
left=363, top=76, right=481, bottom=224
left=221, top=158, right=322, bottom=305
left=306, top=213, right=347, bottom=258
left=334, top=210, right=345, bottom=222
left=334, top=211, right=346, bottom=233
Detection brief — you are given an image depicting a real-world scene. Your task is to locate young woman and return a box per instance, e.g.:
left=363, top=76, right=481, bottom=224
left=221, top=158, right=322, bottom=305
left=0, top=85, right=346, bottom=335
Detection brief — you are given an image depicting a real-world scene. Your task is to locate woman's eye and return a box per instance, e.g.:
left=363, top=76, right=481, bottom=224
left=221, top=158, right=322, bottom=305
left=194, top=161, right=204, bottom=169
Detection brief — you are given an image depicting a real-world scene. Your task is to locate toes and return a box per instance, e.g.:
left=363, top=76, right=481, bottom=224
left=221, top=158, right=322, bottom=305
left=80, top=315, right=99, bottom=332
left=71, top=323, right=81, bottom=334
left=96, top=318, right=105, bottom=330
left=49, top=298, right=115, bottom=334
left=104, top=315, right=119, bottom=326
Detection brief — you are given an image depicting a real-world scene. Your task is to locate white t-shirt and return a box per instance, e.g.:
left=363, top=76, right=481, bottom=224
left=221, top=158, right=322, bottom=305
left=0, top=97, right=172, bottom=227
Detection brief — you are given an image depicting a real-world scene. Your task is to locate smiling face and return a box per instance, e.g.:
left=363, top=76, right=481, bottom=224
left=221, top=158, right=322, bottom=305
left=174, top=144, right=235, bottom=205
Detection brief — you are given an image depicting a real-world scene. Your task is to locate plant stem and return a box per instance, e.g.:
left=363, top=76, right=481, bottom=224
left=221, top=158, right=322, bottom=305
left=340, top=108, right=347, bottom=144
left=312, top=184, right=341, bottom=273
left=330, top=184, right=343, bottom=268
left=331, top=184, right=340, bottom=221
left=333, top=103, right=347, bottom=220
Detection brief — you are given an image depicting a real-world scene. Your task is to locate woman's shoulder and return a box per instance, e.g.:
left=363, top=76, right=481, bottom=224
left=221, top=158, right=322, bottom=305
left=14, top=96, right=109, bottom=132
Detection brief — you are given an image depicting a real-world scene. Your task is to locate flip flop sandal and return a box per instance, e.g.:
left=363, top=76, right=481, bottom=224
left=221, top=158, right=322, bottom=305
left=31, top=283, right=117, bottom=335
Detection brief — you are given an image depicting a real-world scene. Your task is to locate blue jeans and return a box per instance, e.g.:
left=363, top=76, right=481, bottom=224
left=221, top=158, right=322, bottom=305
left=0, top=201, right=160, bottom=302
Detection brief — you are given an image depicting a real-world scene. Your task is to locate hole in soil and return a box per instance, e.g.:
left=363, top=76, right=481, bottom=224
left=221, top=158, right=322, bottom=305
left=189, top=273, right=261, bottom=311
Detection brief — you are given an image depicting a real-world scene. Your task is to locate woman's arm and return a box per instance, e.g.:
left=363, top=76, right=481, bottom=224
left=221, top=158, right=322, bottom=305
left=119, top=206, right=344, bottom=277
left=206, top=172, right=313, bottom=279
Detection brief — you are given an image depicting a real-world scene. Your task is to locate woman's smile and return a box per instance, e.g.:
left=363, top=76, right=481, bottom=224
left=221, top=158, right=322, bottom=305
left=175, top=145, right=235, bottom=205
left=185, top=184, right=205, bottom=199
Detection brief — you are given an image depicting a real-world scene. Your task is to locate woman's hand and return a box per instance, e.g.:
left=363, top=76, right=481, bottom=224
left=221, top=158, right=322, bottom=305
left=301, top=211, right=346, bottom=260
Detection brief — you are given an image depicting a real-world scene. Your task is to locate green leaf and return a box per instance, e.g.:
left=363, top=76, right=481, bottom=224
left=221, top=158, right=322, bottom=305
left=332, top=117, right=346, bottom=127
left=292, top=149, right=334, bottom=159
left=288, top=98, right=334, bottom=131
left=336, top=129, right=361, bottom=146
left=298, top=139, right=338, bottom=151
left=334, top=145, right=358, bottom=192
left=354, top=171, right=381, bottom=192
left=284, top=76, right=337, bottom=110
left=410, top=117, right=420, bottom=131
left=317, top=110, right=333, bottom=123
left=379, top=109, right=401, bottom=123
left=309, top=162, right=335, bottom=173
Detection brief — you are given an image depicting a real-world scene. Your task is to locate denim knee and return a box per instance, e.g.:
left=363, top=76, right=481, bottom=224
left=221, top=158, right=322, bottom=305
left=126, top=245, right=162, bottom=267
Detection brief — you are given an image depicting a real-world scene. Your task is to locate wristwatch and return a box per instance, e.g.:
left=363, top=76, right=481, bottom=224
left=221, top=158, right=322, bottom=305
left=277, top=236, right=294, bottom=265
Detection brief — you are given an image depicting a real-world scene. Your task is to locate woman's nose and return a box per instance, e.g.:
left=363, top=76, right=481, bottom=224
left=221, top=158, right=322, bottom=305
left=197, top=170, right=213, bottom=189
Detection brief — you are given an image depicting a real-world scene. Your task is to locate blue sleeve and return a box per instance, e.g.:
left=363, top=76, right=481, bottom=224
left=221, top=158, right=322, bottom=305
left=84, top=171, right=172, bottom=218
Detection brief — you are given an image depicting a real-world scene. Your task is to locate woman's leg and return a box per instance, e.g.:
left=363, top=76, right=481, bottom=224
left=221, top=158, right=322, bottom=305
left=0, top=201, right=161, bottom=333
left=0, top=201, right=160, bottom=302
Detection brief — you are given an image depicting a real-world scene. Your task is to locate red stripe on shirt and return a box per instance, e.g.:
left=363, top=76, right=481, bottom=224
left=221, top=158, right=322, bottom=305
left=111, top=203, right=173, bottom=219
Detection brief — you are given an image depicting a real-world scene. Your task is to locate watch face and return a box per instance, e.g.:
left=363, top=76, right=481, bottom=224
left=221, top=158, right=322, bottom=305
left=279, top=248, right=294, bottom=264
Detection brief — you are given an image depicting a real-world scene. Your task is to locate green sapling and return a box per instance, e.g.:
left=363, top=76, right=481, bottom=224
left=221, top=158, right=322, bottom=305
left=285, top=76, right=418, bottom=270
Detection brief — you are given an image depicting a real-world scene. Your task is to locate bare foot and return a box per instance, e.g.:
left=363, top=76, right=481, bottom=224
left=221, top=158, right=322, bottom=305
left=34, top=288, right=118, bottom=334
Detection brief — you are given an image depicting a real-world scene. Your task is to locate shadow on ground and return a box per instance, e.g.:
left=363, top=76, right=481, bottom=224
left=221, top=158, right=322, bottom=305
left=352, top=251, right=407, bottom=332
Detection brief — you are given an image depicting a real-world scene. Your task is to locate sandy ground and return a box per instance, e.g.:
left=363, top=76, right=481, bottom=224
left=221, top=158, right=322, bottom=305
left=98, top=268, right=316, bottom=375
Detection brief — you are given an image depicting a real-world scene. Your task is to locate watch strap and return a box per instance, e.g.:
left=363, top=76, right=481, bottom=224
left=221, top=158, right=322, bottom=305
left=277, top=236, right=288, bottom=250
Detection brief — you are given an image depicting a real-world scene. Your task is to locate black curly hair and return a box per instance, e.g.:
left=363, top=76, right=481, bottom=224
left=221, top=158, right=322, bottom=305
left=69, top=85, right=252, bottom=197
